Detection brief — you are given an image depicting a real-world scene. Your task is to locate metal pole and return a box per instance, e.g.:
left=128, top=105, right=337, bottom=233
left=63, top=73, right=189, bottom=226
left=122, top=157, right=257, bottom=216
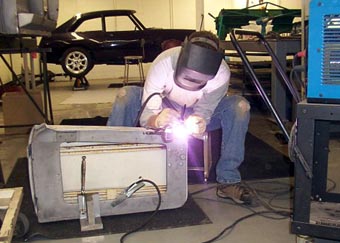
left=229, top=30, right=290, bottom=141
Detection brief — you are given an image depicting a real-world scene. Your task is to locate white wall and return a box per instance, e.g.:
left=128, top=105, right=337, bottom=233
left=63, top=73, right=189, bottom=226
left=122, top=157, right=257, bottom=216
left=0, top=0, right=302, bottom=83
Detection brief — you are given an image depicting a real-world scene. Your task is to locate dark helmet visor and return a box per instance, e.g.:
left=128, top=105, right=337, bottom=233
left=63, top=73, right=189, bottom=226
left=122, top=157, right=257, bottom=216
left=174, top=42, right=224, bottom=91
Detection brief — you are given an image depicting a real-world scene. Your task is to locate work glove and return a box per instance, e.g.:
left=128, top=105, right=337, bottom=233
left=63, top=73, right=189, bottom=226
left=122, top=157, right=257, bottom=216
left=155, top=108, right=181, bottom=128
left=184, top=115, right=206, bottom=136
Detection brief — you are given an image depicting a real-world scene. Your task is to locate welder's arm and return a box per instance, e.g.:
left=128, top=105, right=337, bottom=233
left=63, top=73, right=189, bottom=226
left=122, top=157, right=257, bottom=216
left=146, top=108, right=181, bottom=128
left=193, top=89, right=227, bottom=126
left=192, top=64, right=230, bottom=125
left=139, top=56, right=170, bottom=127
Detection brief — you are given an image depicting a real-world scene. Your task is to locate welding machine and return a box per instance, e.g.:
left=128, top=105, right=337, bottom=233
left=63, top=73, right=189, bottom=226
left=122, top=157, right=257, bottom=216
left=291, top=1, right=340, bottom=241
left=28, top=124, right=188, bottom=230
left=307, top=0, right=340, bottom=103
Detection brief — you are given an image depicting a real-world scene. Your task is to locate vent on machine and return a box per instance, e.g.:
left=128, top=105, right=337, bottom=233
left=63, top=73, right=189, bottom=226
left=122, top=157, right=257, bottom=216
left=322, top=15, right=340, bottom=85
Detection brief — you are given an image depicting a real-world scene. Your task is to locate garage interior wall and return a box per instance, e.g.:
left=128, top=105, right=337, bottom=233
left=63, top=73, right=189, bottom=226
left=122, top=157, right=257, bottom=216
left=0, top=0, right=302, bottom=84
left=47, top=0, right=198, bottom=81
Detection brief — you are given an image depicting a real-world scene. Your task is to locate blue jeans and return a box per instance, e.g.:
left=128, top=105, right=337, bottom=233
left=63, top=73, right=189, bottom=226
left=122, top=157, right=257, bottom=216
left=106, top=86, right=143, bottom=127
left=107, top=86, right=250, bottom=184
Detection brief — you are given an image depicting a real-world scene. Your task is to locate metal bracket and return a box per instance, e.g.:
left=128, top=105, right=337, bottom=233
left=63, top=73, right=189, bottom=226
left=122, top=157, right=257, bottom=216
left=294, top=145, right=313, bottom=179
left=289, top=122, right=313, bottom=179
left=78, top=156, right=103, bottom=231
left=78, top=193, right=103, bottom=231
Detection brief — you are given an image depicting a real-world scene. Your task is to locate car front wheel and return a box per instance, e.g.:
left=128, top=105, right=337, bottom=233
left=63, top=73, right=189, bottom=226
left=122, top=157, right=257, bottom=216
left=61, top=47, right=93, bottom=78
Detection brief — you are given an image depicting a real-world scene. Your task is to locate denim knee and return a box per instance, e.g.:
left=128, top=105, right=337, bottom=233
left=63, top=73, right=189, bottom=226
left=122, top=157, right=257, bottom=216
left=232, top=96, right=250, bottom=121
left=107, top=86, right=142, bottom=126
left=116, top=86, right=142, bottom=101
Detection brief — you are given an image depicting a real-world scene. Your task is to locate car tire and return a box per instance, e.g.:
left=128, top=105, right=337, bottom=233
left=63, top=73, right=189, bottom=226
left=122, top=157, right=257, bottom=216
left=61, top=47, right=94, bottom=78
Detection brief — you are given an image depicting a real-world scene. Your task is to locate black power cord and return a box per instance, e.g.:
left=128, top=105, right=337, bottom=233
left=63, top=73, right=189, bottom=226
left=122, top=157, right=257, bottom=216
left=193, top=177, right=336, bottom=243
left=133, top=91, right=180, bottom=127
left=201, top=210, right=290, bottom=243
left=119, top=179, right=161, bottom=243
left=133, top=92, right=162, bottom=127
left=190, top=181, right=292, bottom=243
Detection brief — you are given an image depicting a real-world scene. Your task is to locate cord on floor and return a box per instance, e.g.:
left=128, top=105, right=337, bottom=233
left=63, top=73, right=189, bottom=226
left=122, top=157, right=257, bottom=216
left=119, top=179, right=161, bottom=243
left=189, top=180, right=293, bottom=243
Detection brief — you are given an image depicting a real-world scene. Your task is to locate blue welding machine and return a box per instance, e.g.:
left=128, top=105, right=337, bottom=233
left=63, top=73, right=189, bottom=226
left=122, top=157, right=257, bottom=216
left=307, top=0, right=340, bottom=103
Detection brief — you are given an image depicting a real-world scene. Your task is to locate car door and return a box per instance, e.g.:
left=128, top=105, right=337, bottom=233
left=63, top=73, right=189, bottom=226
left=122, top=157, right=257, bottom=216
left=71, top=15, right=113, bottom=62
left=101, top=15, right=145, bottom=64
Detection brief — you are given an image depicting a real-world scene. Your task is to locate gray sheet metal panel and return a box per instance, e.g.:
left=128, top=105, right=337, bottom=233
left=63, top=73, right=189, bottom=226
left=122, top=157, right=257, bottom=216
left=28, top=124, right=188, bottom=223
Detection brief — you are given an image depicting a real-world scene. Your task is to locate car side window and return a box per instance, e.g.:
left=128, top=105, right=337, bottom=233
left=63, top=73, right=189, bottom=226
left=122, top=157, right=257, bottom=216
left=76, top=18, right=102, bottom=32
left=105, top=16, right=138, bottom=32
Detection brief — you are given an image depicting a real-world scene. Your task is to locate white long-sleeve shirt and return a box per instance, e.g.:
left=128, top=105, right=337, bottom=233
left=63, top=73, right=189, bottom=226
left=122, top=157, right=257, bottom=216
left=140, top=46, right=230, bottom=126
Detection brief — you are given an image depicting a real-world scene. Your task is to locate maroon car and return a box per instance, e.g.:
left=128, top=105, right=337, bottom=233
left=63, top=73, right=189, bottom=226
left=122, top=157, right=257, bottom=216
left=39, top=9, right=195, bottom=77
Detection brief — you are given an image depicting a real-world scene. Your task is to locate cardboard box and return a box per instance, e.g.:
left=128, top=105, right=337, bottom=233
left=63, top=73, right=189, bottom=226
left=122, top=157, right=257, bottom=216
left=2, top=90, right=44, bottom=134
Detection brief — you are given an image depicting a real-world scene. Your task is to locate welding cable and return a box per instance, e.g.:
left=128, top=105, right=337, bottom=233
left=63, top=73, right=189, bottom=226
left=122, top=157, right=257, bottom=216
left=189, top=185, right=218, bottom=196
left=267, top=190, right=293, bottom=211
left=192, top=197, right=289, bottom=242
left=290, top=65, right=306, bottom=92
left=119, top=179, right=161, bottom=243
left=191, top=182, right=292, bottom=216
left=241, top=181, right=292, bottom=216
left=190, top=180, right=291, bottom=210
left=201, top=210, right=290, bottom=243
left=133, top=92, right=179, bottom=127
left=133, top=92, right=162, bottom=127
left=181, top=104, right=186, bottom=120
left=193, top=194, right=290, bottom=221
left=190, top=182, right=292, bottom=243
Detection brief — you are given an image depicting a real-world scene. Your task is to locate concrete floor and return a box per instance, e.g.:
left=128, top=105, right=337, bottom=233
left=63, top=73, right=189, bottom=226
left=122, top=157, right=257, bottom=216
left=0, top=77, right=335, bottom=243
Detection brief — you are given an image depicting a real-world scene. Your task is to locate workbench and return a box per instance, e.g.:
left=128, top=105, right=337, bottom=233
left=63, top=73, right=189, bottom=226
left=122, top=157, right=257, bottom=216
left=220, top=37, right=301, bottom=121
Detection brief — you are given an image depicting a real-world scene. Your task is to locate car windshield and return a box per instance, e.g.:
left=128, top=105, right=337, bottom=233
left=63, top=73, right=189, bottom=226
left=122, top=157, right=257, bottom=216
left=54, top=16, right=78, bottom=33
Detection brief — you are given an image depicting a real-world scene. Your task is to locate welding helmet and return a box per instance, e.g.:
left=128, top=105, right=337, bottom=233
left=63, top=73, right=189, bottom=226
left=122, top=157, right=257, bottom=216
left=174, top=37, right=224, bottom=91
